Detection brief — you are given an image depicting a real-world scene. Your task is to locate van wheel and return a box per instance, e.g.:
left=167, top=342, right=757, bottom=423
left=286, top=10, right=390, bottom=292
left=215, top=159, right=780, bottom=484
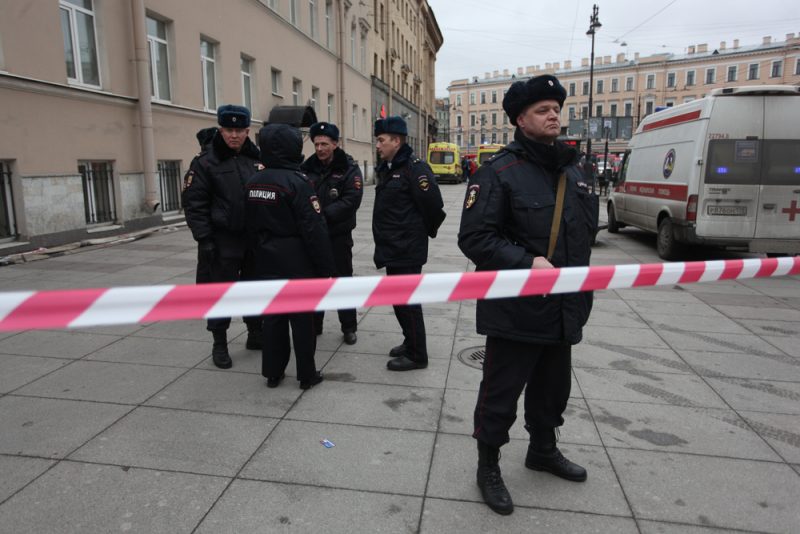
left=607, top=204, right=620, bottom=233
left=657, top=218, right=681, bottom=260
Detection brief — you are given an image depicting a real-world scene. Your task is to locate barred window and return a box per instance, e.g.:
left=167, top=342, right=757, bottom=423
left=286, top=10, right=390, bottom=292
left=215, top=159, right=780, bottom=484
left=79, top=161, right=116, bottom=224
left=0, top=161, right=17, bottom=239
left=158, top=160, right=182, bottom=213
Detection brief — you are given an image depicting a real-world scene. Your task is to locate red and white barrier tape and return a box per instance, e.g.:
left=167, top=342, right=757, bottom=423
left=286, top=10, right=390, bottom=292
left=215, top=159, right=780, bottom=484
left=0, top=257, right=798, bottom=332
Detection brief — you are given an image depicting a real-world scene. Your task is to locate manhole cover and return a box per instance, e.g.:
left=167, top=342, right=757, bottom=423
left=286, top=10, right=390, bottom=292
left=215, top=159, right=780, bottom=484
left=457, top=346, right=485, bottom=370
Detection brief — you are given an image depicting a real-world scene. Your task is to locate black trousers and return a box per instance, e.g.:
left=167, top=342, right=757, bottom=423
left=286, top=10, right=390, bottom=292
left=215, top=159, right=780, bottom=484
left=261, top=312, right=318, bottom=382
left=385, top=264, right=427, bottom=362
left=315, top=233, right=357, bottom=333
left=473, top=336, right=572, bottom=448
left=196, top=250, right=261, bottom=332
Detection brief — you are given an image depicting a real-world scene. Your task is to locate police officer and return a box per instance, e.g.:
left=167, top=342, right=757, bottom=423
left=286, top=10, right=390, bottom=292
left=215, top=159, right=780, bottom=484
left=301, top=122, right=363, bottom=345
left=245, top=123, right=336, bottom=390
left=458, top=75, right=598, bottom=515
left=182, top=105, right=263, bottom=369
left=373, top=116, right=446, bottom=371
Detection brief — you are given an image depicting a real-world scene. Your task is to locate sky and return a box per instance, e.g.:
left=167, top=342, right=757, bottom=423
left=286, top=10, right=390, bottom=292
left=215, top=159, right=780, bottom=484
left=426, top=0, right=800, bottom=96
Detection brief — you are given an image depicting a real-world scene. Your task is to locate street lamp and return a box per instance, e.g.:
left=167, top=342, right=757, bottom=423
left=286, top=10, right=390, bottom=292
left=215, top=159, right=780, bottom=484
left=585, top=4, right=601, bottom=191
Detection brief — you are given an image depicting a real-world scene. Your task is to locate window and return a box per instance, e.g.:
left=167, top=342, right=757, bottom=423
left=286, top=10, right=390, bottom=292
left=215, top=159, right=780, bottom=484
left=771, top=60, right=783, bottom=78
left=666, top=72, right=676, bottom=88
left=470, top=92, right=475, bottom=105
left=360, top=30, right=367, bottom=71
left=705, top=68, right=715, bottom=84
left=597, top=80, right=604, bottom=94
left=795, top=58, right=800, bottom=75
left=292, top=78, right=302, bottom=105
left=646, top=74, right=655, bottom=89
left=200, top=39, right=217, bottom=111
left=595, top=104, right=602, bottom=117
left=611, top=78, right=619, bottom=93
left=491, top=133, right=497, bottom=144
left=241, top=56, right=252, bottom=109
left=686, top=70, right=696, bottom=86
left=748, top=63, right=759, bottom=80
left=456, top=94, right=462, bottom=106
left=79, top=161, right=116, bottom=224
left=624, top=102, right=632, bottom=116
left=625, top=76, right=634, bottom=91
left=645, top=101, right=654, bottom=116
left=726, top=65, right=737, bottom=82
left=0, top=161, right=17, bottom=239
left=491, top=112, right=496, bottom=126
left=610, top=103, right=617, bottom=117
left=502, top=113, right=508, bottom=125
left=582, top=81, right=589, bottom=95
left=568, top=107, right=575, bottom=119
left=350, top=21, right=357, bottom=65
left=325, top=0, right=333, bottom=48
left=271, top=68, right=282, bottom=95
left=145, top=16, right=171, bottom=101
left=327, top=93, right=334, bottom=121
left=158, top=160, right=181, bottom=213
left=352, top=104, right=357, bottom=136
left=456, top=134, right=462, bottom=146
left=456, top=114, right=462, bottom=127
left=470, top=113, right=476, bottom=127
left=491, top=90, right=497, bottom=103
left=502, top=132, right=508, bottom=144
left=60, top=0, right=100, bottom=86
left=469, top=134, right=475, bottom=146
left=290, top=0, right=298, bottom=25
left=309, top=0, right=318, bottom=38
left=581, top=106, right=588, bottom=119
left=480, top=91, right=486, bottom=104
left=568, top=82, right=576, bottom=97
left=311, top=86, right=319, bottom=112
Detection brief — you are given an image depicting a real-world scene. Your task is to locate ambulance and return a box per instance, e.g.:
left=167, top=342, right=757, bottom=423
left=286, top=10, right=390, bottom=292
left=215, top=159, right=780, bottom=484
left=477, top=144, right=504, bottom=165
left=427, top=142, right=461, bottom=183
left=607, top=85, right=800, bottom=259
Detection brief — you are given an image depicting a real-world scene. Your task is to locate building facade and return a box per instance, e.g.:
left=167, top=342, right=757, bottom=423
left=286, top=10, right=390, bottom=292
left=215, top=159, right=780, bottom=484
left=434, top=97, right=449, bottom=142
left=448, top=34, right=800, bottom=155
left=0, top=0, right=439, bottom=252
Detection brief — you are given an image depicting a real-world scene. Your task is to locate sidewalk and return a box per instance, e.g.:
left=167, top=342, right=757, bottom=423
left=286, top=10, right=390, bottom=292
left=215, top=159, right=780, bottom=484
left=0, top=185, right=799, bottom=533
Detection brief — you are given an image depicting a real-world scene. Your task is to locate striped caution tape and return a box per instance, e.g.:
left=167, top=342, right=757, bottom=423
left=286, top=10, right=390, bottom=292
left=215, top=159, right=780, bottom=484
left=0, top=256, right=798, bottom=332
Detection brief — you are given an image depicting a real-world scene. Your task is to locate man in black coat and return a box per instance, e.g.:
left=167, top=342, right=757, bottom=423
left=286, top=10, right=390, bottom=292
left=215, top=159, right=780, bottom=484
left=373, top=116, right=446, bottom=371
left=458, top=75, right=598, bottom=515
left=301, top=122, right=363, bottom=345
left=245, top=123, right=336, bottom=390
left=182, top=105, right=264, bottom=369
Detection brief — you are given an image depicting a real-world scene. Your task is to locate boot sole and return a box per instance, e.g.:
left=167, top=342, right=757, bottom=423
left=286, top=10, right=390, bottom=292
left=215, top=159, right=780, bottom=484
left=525, top=461, right=587, bottom=482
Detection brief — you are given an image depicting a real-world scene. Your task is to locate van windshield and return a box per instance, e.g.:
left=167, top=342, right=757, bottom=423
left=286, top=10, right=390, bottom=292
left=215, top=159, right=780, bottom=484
left=706, top=140, right=800, bottom=186
left=763, top=140, right=800, bottom=186
left=430, top=152, right=455, bottom=164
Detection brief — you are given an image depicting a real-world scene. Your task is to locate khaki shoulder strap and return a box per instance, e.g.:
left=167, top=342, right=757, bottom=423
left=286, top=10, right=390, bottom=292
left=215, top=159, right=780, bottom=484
left=546, top=172, right=567, bottom=261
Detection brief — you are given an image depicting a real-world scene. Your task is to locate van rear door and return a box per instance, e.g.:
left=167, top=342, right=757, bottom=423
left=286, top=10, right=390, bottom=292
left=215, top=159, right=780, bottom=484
left=696, top=96, right=762, bottom=240
left=754, top=94, right=800, bottom=242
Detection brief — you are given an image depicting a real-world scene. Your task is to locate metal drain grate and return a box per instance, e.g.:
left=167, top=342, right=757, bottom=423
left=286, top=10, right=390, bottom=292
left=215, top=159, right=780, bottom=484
left=457, top=346, right=485, bottom=370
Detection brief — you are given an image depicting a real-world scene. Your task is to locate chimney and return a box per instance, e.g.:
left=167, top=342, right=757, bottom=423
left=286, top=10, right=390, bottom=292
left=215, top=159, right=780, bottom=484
left=503, top=68, right=509, bottom=76
left=517, top=67, right=524, bottom=76
left=720, top=41, right=726, bottom=50
left=595, top=57, right=602, bottom=66
left=564, top=60, right=572, bottom=69
left=763, top=35, right=771, bottom=45
left=484, top=72, right=490, bottom=79
left=616, top=53, right=626, bottom=63
left=603, top=55, right=611, bottom=64
left=581, top=58, right=589, bottom=67
left=492, top=70, right=499, bottom=78
left=733, top=39, right=739, bottom=49
left=634, top=52, right=640, bottom=60
left=553, top=62, right=560, bottom=70
left=688, top=45, right=696, bottom=54
left=787, top=33, right=796, bottom=41
left=697, top=43, right=708, bottom=53
left=525, top=66, right=535, bottom=74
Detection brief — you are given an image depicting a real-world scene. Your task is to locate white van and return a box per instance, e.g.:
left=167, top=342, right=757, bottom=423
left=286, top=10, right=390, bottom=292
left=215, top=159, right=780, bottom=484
left=607, top=85, right=800, bottom=259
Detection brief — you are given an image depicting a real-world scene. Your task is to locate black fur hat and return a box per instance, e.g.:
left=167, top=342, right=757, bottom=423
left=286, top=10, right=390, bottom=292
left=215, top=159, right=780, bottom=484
left=309, top=122, right=340, bottom=141
left=502, top=75, right=567, bottom=126
left=373, top=116, right=408, bottom=136
left=217, top=105, right=251, bottom=128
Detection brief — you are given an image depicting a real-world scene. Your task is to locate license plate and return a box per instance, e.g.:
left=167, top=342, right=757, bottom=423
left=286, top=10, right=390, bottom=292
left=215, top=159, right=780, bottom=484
left=707, top=205, right=747, bottom=216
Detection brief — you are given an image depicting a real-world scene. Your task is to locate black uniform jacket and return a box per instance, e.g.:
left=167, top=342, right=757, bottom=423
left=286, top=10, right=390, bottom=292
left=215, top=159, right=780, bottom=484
left=372, top=143, right=446, bottom=269
left=182, top=133, right=262, bottom=257
left=245, top=125, right=335, bottom=281
left=458, top=132, right=598, bottom=345
left=300, top=148, right=364, bottom=236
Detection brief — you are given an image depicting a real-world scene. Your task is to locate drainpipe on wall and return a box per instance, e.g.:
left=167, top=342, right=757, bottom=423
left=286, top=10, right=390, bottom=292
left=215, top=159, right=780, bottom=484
left=131, top=0, right=160, bottom=213
left=337, top=0, right=346, bottom=146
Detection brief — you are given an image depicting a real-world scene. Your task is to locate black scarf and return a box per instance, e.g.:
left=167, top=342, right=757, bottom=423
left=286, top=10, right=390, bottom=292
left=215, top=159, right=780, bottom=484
left=513, top=129, right=576, bottom=174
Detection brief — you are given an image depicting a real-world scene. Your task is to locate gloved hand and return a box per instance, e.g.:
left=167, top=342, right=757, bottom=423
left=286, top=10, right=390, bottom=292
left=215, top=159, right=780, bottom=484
left=198, top=239, right=216, bottom=265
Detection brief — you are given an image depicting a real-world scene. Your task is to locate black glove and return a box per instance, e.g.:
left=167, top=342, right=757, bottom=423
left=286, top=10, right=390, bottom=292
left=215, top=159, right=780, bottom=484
left=198, top=239, right=216, bottom=265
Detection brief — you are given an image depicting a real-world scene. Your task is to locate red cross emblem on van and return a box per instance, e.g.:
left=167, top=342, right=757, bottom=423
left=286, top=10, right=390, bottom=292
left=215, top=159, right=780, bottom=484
left=782, top=200, right=800, bottom=222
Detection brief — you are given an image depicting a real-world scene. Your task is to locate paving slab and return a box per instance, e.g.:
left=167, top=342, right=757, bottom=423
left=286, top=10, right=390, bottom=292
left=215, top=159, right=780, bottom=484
left=132, top=319, right=246, bottom=342
left=573, top=343, right=693, bottom=375
left=322, top=351, right=449, bottom=388
left=703, top=376, right=800, bottom=414
left=608, top=448, right=800, bottom=533
left=0, top=354, right=70, bottom=394
left=70, top=406, right=276, bottom=476
left=0, top=455, right=55, bottom=502
left=242, top=420, right=435, bottom=495
left=86, top=336, right=213, bottom=367
left=582, top=325, right=670, bottom=349
left=657, top=329, right=789, bottom=356
left=196, top=479, right=422, bottom=533
left=640, top=312, right=750, bottom=334
left=675, top=349, right=800, bottom=381
left=737, top=318, right=800, bottom=337
left=739, top=411, right=800, bottom=464
left=0, top=461, right=227, bottom=534
left=332, top=329, right=455, bottom=359
left=0, top=396, right=131, bottom=458
left=0, top=330, right=120, bottom=359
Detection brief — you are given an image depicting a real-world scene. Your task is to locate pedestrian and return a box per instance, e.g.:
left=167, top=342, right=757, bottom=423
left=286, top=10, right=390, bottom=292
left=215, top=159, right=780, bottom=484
left=461, top=155, right=471, bottom=182
left=182, top=105, right=263, bottom=369
left=245, top=123, right=336, bottom=390
left=458, top=75, right=598, bottom=515
left=372, top=116, right=446, bottom=371
left=301, top=122, right=364, bottom=345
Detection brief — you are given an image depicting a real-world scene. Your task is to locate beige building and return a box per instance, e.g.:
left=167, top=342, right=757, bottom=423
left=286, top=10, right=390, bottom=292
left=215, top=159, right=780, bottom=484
left=448, top=34, right=800, bottom=154
left=0, top=0, right=439, bottom=252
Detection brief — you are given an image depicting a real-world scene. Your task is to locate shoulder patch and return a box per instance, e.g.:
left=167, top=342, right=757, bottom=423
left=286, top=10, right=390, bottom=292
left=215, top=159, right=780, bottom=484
left=182, top=170, right=194, bottom=192
left=465, top=184, right=480, bottom=209
left=354, top=174, right=363, bottom=190
left=255, top=163, right=265, bottom=171
left=310, top=195, right=321, bottom=214
left=417, top=175, right=430, bottom=191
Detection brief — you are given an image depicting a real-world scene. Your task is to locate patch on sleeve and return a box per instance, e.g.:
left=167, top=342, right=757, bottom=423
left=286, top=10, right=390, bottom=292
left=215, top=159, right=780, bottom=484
left=354, top=175, right=363, bottom=190
left=576, top=180, right=591, bottom=192
left=310, top=195, right=321, bottom=214
left=182, top=170, right=194, bottom=192
left=417, top=175, right=430, bottom=191
left=464, top=184, right=480, bottom=209
left=255, top=163, right=265, bottom=171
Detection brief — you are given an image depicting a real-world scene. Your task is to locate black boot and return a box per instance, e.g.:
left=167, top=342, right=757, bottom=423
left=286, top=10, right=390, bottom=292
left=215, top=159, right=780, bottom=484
left=211, top=330, right=232, bottom=369
left=525, top=426, right=587, bottom=482
left=476, top=441, right=514, bottom=515
left=245, top=323, right=262, bottom=350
